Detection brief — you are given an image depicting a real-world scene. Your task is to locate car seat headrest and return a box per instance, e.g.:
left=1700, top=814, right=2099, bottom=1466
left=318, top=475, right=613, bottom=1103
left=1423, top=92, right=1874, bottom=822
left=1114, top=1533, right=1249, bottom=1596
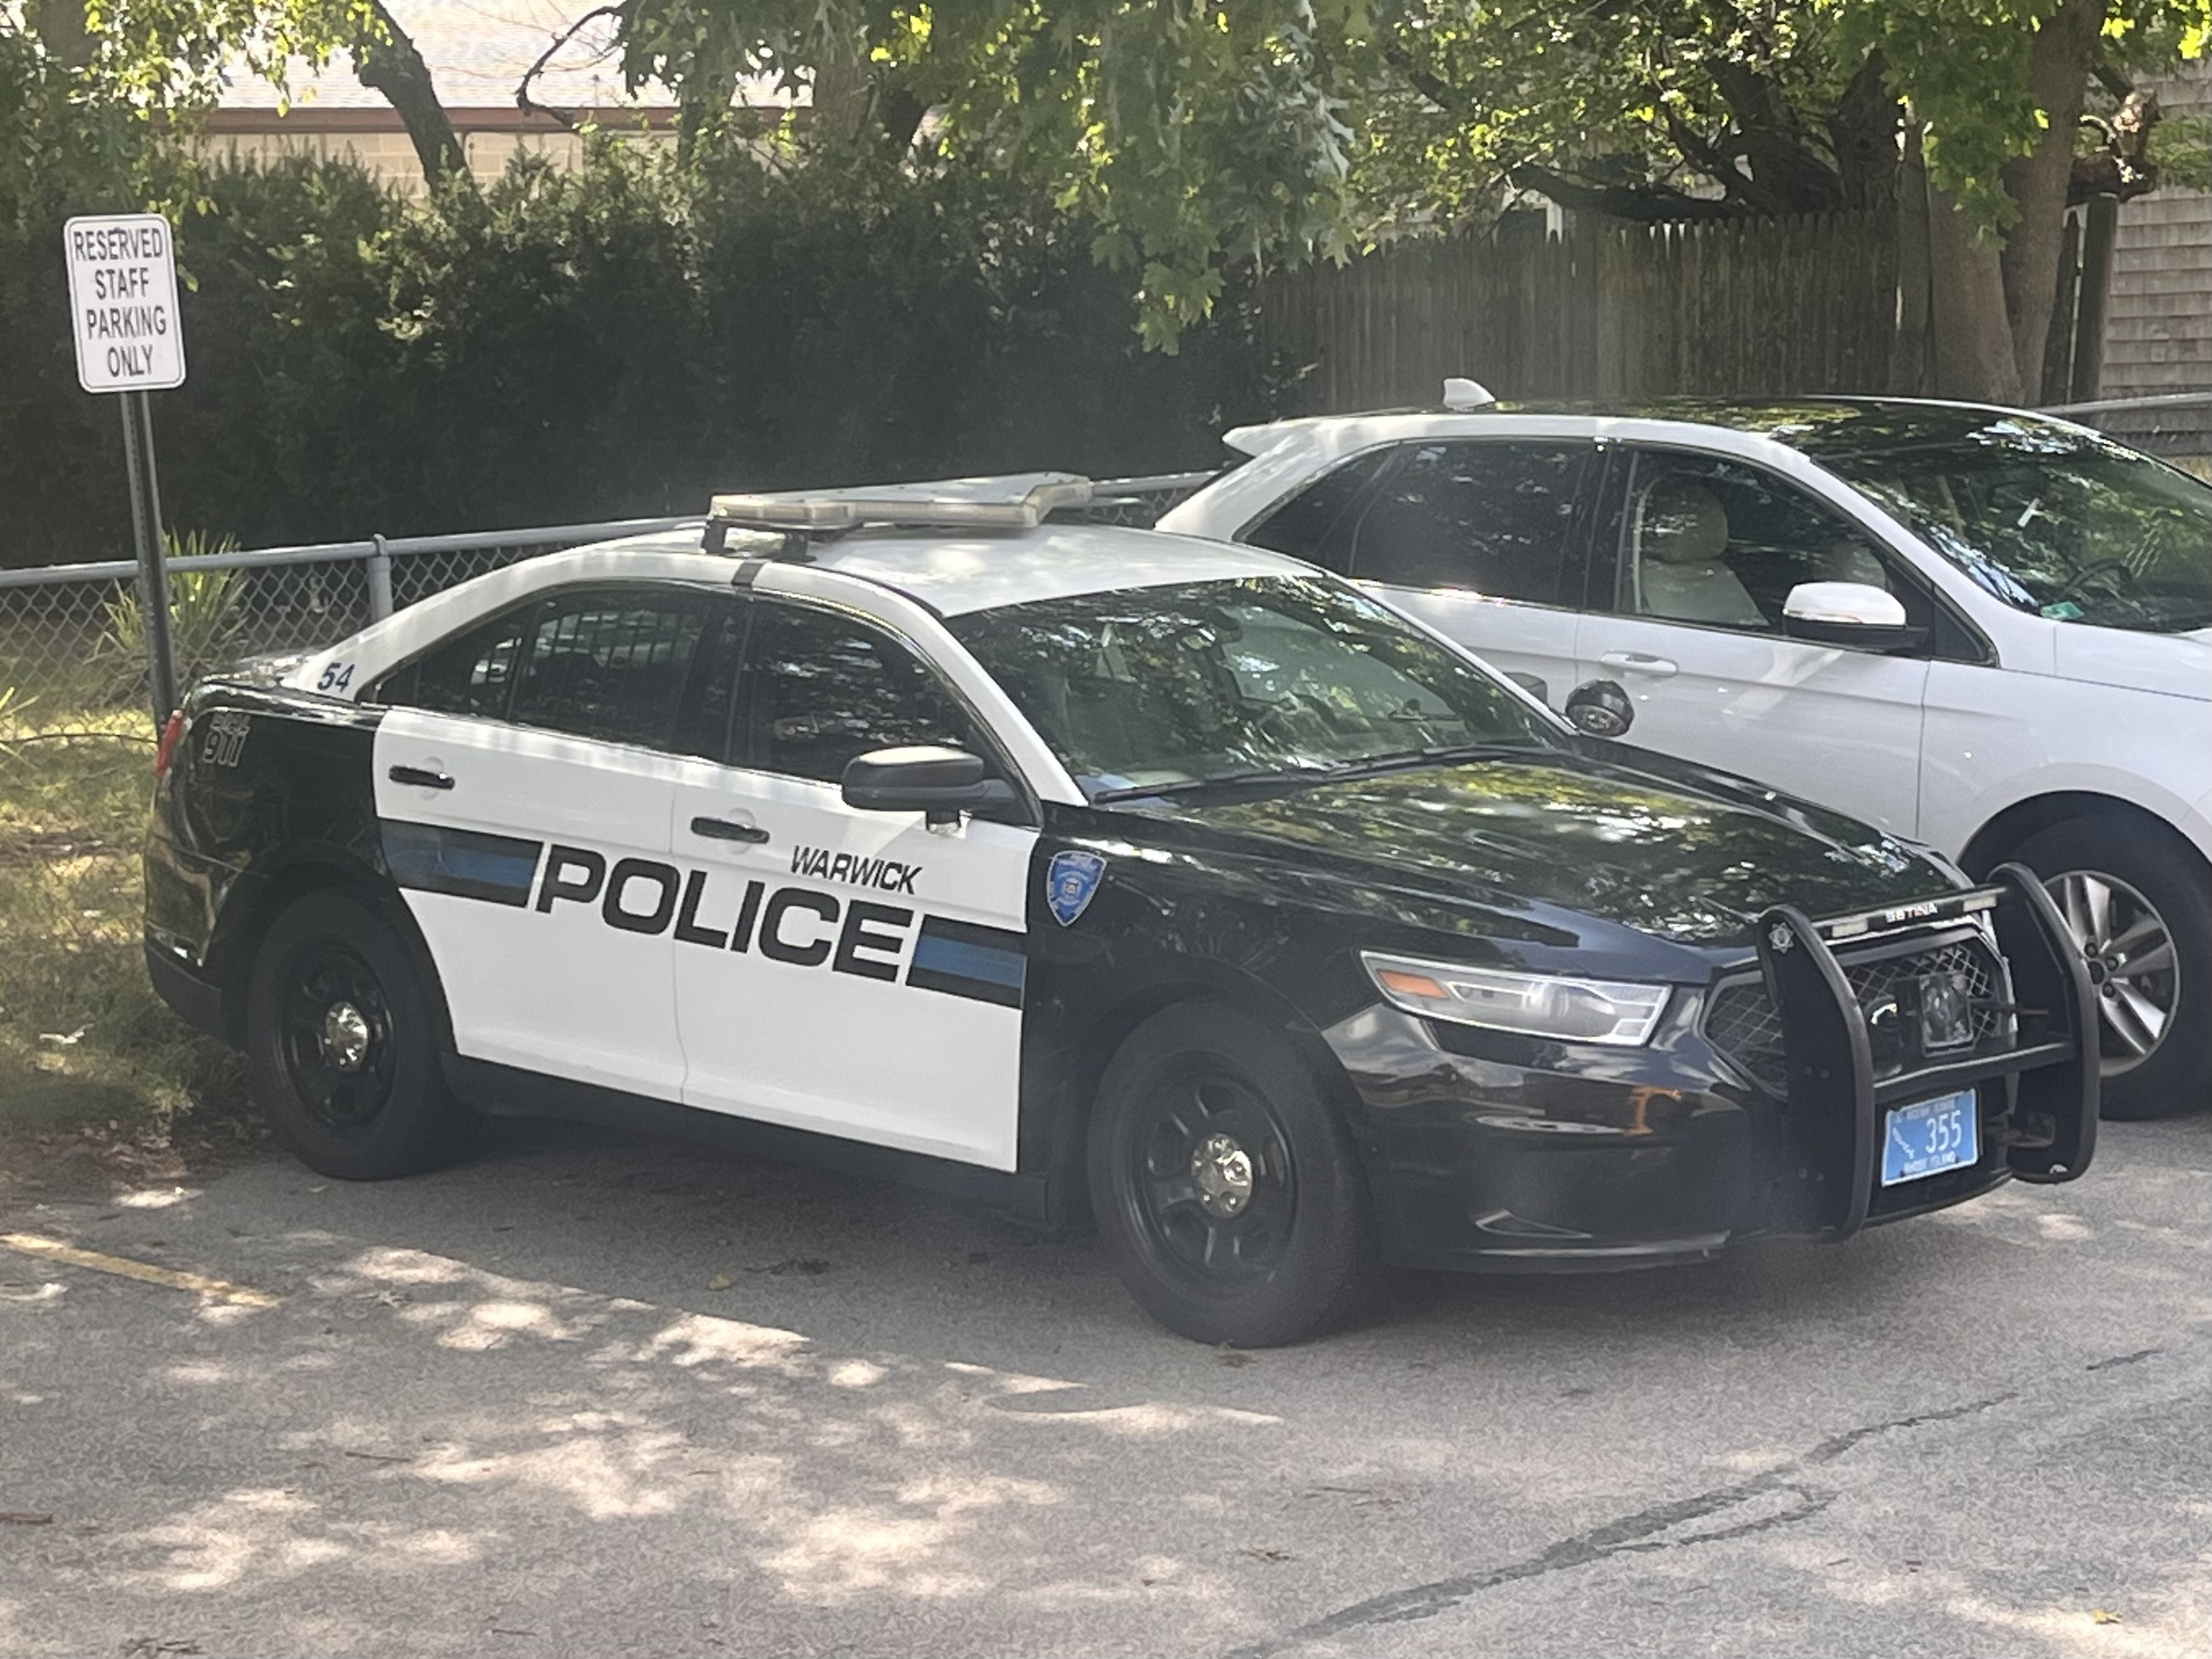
left=1640, top=480, right=1731, bottom=565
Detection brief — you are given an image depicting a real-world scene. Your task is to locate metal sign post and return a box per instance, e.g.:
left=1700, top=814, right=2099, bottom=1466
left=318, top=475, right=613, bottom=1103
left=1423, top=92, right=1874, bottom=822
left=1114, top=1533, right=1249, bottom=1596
left=64, top=212, right=187, bottom=723
left=117, top=390, right=179, bottom=722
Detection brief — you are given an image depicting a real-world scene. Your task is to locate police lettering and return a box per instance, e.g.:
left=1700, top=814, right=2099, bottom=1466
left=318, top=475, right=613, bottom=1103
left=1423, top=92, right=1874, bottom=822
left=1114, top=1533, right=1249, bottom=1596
left=531, top=845, right=916, bottom=982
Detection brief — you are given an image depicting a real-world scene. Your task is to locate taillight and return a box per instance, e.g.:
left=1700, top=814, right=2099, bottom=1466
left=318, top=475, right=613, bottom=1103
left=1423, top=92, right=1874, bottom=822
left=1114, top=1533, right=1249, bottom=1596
left=154, top=710, right=186, bottom=780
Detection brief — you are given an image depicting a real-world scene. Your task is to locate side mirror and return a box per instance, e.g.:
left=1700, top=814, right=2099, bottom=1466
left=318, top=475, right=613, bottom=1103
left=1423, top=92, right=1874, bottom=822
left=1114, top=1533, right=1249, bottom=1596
left=842, top=745, right=1020, bottom=825
left=1782, top=582, right=1928, bottom=653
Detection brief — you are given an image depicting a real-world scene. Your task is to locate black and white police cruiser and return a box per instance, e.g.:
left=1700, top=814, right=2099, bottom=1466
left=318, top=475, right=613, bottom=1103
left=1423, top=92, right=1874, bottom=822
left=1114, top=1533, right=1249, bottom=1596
left=145, top=476, right=2100, bottom=1345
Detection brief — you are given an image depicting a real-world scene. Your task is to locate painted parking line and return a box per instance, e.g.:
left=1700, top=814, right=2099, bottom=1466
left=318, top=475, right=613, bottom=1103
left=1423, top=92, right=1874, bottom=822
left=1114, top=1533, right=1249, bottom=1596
left=0, top=1232, right=280, bottom=1307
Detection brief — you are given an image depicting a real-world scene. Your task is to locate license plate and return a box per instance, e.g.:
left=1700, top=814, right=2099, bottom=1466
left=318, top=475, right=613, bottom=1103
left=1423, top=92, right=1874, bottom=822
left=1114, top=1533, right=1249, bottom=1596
left=1880, top=1089, right=1979, bottom=1187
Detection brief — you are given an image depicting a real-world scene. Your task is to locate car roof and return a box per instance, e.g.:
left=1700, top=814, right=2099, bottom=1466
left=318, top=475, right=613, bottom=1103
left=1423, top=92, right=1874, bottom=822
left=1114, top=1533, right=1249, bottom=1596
left=563, top=519, right=1315, bottom=618
left=1224, top=395, right=2076, bottom=458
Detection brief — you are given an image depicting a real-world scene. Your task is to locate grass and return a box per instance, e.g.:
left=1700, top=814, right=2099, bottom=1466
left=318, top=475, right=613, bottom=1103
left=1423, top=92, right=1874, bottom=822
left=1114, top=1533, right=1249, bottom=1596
left=0, top=701, right=247, bottom=1138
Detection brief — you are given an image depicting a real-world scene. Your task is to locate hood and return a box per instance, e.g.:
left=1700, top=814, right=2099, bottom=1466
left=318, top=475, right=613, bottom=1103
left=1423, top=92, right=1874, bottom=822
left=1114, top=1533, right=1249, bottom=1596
left=2053, top=622, right=2212, bottom=703
left=1114, top=747, right=1956, bottom=951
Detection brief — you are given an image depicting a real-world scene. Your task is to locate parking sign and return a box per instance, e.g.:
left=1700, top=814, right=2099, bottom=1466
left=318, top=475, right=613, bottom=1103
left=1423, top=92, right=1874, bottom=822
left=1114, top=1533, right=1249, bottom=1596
left=64, top=213, right=186, bottom=393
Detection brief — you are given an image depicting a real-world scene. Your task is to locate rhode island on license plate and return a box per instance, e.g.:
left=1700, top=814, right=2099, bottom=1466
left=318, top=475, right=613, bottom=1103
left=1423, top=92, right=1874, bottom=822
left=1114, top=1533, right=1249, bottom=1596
left=1881, top=1089, right=1979, bottom=1187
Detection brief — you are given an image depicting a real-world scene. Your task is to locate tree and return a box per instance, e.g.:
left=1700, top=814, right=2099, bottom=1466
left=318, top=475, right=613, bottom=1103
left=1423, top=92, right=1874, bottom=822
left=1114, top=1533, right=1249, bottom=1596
left=607, top=0, right=1371, bottom=347
left=1362, top=0, right=2211, bottom=402
left=2, top=0, right=465, bottom=205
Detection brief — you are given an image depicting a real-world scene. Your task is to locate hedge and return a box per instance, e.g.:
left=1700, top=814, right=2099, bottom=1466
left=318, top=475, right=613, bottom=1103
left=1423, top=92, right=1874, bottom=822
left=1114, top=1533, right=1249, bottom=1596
left=1, top=142, right=1280, bottom=568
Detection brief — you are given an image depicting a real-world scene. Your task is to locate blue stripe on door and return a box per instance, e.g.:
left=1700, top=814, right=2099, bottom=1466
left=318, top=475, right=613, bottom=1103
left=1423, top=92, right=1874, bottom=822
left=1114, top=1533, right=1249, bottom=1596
left=381, top=820, right=543, bottom=906
left=906, top=916, right=1026, bottom=1008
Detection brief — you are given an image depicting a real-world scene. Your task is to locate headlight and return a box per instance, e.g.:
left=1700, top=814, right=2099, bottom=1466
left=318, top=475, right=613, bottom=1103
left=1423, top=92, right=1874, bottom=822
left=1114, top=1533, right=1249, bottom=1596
left=1361, top=951, right=1672, bottom=1047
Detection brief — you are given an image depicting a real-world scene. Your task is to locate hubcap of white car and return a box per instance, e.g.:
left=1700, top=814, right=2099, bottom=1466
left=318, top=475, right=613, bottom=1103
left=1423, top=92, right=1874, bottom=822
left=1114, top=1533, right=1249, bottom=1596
left=2045, top=870, right=2177, bottom=1074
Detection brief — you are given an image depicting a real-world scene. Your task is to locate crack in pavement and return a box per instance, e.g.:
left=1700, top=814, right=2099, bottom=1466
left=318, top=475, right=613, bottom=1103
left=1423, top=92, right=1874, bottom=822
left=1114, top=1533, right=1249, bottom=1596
left=1219, top=1392, right=2017, bottom=1659
left=2086, top=1347, right=2163, bottom=1372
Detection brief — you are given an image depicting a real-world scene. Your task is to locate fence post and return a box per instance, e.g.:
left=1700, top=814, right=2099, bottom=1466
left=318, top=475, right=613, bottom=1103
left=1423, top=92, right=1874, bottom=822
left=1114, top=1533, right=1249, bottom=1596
left=367, top=533, right=395, bottom=621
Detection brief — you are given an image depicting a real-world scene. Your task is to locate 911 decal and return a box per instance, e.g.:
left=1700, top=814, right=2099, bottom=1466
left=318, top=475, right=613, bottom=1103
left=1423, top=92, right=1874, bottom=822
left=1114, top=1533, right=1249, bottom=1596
left=382, top=822, right=1023, bottom=1008
left=198, top=710, right=251, bottom=768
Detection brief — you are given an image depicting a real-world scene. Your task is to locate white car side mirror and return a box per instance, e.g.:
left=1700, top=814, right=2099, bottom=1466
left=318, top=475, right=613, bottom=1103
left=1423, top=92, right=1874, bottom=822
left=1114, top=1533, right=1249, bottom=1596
left=1782, top=582, right=1929, bottom=654
left=1783, top=582, right=1909, bottom=628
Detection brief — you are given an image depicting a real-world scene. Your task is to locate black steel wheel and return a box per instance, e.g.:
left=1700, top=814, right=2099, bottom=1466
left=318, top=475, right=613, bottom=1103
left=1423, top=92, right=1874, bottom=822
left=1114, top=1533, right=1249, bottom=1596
left=1089, top=1003, right=1373, bottom=1346
left=2012, top=816, right=2211, bottom=1122
left=274, top=942, right=397, bottom=1133
left=246, top=890, right=472, bottom=1178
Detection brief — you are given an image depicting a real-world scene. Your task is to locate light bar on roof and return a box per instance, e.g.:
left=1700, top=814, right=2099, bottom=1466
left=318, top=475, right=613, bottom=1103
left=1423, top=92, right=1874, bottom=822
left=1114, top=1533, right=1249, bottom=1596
left=708, top=472, right=1093, bottom=532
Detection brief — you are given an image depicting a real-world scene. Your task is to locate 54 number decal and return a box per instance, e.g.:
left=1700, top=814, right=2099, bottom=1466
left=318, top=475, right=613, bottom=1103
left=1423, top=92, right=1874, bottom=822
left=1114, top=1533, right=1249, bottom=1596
left=316, top=660, right=355, bottom=693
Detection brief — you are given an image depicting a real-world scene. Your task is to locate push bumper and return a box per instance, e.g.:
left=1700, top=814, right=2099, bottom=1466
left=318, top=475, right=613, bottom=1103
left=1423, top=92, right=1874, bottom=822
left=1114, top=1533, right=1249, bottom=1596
left=1753, top=863, right=2097, bottom=1241
left=1343, top=864, right=2097, bottom=1271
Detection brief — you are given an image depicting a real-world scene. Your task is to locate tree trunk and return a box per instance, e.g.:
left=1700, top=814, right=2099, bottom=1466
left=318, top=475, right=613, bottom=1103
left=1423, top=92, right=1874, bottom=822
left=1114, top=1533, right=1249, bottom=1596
left=1890, top=119, right=1934, bottom=395
left=808, top=51, right=871, bottom=149
left=1998, top=0, right=2107, bottom=399
left=677, top=58, right=741, bottom=164
left=1927, top=185, right=2022, bottom=404
left=22, top=0, right=93, bottom=67
left=353, top=0, right=469, bottom=188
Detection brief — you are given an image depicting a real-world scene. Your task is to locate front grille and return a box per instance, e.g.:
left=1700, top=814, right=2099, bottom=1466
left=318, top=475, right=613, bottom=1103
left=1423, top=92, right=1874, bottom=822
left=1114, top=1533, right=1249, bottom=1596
left=1707, top=983, right=1788, bottom=1091
left=1704, top=933, right=2009, bottom=1097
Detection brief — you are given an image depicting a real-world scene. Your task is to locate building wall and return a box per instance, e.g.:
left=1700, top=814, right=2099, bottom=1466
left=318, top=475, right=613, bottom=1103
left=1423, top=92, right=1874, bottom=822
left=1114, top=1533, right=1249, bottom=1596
left=198, top=112, right=679, bottom=197
left=2104, top=68, right=2211, bottom=397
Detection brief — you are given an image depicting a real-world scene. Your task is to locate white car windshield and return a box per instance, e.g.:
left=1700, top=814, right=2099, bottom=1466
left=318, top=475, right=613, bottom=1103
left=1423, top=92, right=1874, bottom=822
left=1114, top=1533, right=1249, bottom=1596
left=1809, top=416, right=2212, bottom=634
left=948, top=574, right=1561, bottom=799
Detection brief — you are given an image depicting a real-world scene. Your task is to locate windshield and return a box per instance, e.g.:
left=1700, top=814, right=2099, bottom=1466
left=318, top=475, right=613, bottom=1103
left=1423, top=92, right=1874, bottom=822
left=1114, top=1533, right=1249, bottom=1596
left=1811, top=419, right=2212, bottom=633
left=948, top=574, right=1560, bottom=799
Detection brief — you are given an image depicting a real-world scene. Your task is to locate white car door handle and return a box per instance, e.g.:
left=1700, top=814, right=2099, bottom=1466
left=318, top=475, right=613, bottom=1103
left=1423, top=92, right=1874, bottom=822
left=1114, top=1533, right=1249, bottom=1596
left=1599, top=651, right=1679, bottom=679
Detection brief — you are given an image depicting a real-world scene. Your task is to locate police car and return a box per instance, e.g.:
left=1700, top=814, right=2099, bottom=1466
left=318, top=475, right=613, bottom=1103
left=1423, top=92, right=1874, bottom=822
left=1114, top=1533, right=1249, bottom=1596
left=143, top=476, right=2099, bottom=1346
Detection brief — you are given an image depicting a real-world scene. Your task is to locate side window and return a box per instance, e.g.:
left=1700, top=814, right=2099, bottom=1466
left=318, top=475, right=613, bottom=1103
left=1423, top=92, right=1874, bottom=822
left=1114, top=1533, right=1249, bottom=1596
left=1345, top=441, right=1592, bottom=604
left=1611, top=452, right=1901, bottom=633
left=379, top=607, right=530, bottom=717
left=1243, top=447, right=1395, bottom=572
left=669, top=603, right=747, bottom=761
left=505, top=589, right=714, bottom=749
left=741, top=603, right=984, bottom=786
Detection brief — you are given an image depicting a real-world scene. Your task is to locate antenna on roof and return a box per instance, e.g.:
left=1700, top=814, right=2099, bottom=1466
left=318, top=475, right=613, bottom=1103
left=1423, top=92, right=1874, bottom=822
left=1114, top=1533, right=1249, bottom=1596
left=1441, top=377, right=1497, bottom=410
left=706, top=472, right=1093, bottom=548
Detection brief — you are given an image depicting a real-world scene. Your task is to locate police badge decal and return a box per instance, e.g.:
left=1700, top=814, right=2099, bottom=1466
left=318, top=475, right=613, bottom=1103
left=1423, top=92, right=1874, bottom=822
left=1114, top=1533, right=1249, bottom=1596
left=1045, top=849, right=1106, bottom=927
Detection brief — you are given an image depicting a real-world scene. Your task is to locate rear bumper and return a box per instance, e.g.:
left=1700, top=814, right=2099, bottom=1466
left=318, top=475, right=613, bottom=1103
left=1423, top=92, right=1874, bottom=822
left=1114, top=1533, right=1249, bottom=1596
left=144, top=933, right=228, bottom=1041
left=1337, top=868, right=2097, bottom=1272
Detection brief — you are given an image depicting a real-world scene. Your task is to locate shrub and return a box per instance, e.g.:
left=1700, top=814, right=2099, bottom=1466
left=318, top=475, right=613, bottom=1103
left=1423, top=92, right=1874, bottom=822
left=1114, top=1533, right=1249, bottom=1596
left=3, top=141, right=1275, bottom=568
left=95, top=531, right=246, bottom=699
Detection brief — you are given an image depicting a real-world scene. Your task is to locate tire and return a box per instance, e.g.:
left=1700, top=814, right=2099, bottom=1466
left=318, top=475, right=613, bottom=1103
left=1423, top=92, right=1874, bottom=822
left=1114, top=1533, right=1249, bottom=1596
left=1087, top=1003, right=1375, bottom=1346
left=245, top=890, right=474, bottom=1179
left=2010, top=817, right=2212, bottom=1122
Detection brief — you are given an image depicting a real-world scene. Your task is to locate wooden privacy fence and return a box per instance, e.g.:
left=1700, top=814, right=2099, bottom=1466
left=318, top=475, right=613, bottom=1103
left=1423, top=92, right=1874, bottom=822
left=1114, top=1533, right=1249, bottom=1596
left=1258, top=209, right=1900, bottom=413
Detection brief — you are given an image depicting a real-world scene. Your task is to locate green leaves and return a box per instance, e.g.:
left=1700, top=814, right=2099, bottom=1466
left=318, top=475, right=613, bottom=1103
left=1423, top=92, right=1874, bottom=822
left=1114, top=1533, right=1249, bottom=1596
left=613, top=0, right=1369, bottom=346
left=1355, top=0, right=2209, bottom=234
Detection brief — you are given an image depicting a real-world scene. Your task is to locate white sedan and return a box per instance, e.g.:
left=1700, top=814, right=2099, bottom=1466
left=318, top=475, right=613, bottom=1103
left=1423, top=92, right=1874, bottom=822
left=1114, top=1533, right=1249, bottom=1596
left=1160, top=395, right=2212, bottom=1120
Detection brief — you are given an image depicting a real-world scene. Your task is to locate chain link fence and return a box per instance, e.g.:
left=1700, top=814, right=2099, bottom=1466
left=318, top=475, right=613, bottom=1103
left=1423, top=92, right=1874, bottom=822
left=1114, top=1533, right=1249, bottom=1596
left=0, top=518, right=695, bottom=726
left=0, top=477, right=1217, bottom=728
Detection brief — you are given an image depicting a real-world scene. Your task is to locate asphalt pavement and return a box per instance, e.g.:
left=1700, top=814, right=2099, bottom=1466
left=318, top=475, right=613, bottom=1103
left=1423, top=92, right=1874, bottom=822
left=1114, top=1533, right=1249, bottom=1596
left=1, top=1110, right=2206, bottom=1658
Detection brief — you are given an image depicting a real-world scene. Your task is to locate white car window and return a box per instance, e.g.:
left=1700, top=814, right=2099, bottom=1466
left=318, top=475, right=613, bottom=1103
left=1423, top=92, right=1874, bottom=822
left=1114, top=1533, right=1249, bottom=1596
left=1610, top=452, right=1902, bottom=634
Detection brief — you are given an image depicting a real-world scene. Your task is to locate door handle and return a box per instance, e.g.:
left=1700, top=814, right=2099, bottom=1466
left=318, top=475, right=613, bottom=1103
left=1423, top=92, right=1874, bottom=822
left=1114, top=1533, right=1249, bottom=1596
left=1599, top=651, right=1679, bottom=679
left=388, top=764, right=455, bottom=790
left=690, top=816, right=770, bottom=845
